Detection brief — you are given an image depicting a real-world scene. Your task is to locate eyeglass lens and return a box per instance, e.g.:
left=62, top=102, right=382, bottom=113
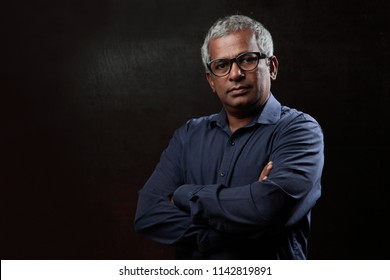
left=209, top=52, right=260, bottom=77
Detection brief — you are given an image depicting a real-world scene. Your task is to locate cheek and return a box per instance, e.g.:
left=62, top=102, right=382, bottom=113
left=256, top=71, right=270, bottom=88
left=213, top=80, right=227, bottom=93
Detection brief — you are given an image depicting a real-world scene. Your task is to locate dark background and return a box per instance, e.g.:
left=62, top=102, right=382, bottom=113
left=2, top=0, right=389, bottom=259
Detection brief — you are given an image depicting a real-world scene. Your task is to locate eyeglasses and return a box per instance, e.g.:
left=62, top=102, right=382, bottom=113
left=207, top=52, right=268, bottom=77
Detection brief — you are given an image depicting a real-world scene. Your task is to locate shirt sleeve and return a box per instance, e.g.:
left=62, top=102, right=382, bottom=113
left=134, top=123, right=223, bottom=252
left=172, top=114, right=324, bottom=235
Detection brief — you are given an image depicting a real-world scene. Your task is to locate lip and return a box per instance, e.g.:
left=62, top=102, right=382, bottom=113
left=227, top=85, right=251, bottom=96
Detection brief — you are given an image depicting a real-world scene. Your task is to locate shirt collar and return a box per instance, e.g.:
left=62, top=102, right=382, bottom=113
left=257, top=93, right=281, bottom=124
left=209, top=93, right=281, bottom=129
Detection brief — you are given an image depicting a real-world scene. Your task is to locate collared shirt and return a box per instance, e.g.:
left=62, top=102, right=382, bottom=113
left=134, top=94, right=324, bottom=259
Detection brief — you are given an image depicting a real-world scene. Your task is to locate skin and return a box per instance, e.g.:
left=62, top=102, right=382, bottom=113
left=259, top=161, right=272, bottom=181
left=206, top=28, right=278, bottom=133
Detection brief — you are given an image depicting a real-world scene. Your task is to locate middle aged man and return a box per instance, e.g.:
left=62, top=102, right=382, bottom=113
left=134, top=14, right=325, bottom=260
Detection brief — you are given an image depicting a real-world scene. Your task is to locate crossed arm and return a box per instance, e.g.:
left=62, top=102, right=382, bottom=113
left=134, top=117, right=324, bottom=251
left=170, top=161, right=273, bottom=204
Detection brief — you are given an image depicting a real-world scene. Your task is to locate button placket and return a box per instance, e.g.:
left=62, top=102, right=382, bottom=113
left=216, top=136, right=238, bottom=184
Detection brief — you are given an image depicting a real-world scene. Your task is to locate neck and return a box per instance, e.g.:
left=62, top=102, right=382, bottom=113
left=226, top=106, right=262, bottom=133
left=225, top=93, right=271, bottom=132
left=228, top=116, right=252, bottom=133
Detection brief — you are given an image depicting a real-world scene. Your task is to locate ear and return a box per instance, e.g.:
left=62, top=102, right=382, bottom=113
left=206, top=72, right=216, bottom=93
left=268, top=56, right=279, bottom=80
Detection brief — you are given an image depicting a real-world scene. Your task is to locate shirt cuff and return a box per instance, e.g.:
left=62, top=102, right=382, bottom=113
left=173, top=184, right=206, bottom=212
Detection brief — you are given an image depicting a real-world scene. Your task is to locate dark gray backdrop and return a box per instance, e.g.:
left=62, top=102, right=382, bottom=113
left=2, top=0, right=389, bottom=259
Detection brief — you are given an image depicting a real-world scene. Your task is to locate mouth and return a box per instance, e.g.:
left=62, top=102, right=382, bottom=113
left=227, top=85, right=251, bottom=96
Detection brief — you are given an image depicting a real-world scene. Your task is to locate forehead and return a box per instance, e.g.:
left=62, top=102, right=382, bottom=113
left=208, top=29, right=259, bottom=60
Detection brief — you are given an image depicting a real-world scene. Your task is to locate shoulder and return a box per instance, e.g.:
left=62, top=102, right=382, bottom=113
left=173, top=113, right=218, bottom=140
left=183, top=114, right=219, bottom=131
left=276, top=106, right=324, bottom=144
left=280, top=105, right=321, bottom=127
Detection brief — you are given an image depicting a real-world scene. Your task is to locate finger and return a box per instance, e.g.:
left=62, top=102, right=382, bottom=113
left=259, top=161, right=273, bottom=181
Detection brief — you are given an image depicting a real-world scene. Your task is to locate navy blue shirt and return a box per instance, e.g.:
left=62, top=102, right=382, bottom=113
left=134, top=94, right=324, bottom=259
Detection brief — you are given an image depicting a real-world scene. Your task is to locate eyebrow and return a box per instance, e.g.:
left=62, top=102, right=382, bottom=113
left=210, top=51, right=256, bottom=61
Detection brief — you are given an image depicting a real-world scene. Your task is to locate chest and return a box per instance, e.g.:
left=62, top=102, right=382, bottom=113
left=182, top=126, right=273, bottom=186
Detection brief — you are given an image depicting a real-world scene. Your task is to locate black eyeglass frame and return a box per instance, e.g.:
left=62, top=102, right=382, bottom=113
left=207, top=51, right=268, bottom=77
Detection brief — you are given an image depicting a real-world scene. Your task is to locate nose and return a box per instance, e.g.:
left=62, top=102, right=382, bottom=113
left=228, top=61, right=244, bottom=81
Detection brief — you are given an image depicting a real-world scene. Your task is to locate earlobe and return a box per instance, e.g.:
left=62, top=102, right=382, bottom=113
left=270, top=70, right=277, bottom=80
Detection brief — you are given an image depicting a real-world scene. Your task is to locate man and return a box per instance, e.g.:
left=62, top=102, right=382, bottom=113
left=134, top=15, right=324, bottom=259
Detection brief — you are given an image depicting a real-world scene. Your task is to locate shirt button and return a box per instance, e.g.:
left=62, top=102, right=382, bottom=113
left=219, top=171, right=225, bottom=177
left=230, top=141, right=235, bottom=146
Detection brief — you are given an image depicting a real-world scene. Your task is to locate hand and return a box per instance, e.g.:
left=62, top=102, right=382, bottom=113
left=258, top=161, right=273, bottom=181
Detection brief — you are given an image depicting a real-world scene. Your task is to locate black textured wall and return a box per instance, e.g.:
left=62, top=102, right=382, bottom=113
left=2, top=0, right=389, bottom=259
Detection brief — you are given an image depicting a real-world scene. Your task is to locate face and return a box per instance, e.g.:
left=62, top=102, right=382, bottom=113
left=206, top=29, right=278, bottom=116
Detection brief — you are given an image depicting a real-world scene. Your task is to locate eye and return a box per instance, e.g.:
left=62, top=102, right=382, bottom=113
left=239, top=54, right=257, bottom=65
left=213, top=60, right=229, bottom=70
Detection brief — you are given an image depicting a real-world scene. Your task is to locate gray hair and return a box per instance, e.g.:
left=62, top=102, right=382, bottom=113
left=201, top=15, right=274, bottom=72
